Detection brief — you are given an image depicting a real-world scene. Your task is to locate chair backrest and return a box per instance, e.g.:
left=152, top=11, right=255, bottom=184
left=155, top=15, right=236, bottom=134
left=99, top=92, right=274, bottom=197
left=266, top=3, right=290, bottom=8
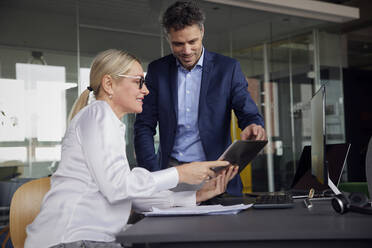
left=9, top=177, right=50, bottom=248
left=0, top=179, right=32, bottom=208
left=366, top=136, right=372, bottom=199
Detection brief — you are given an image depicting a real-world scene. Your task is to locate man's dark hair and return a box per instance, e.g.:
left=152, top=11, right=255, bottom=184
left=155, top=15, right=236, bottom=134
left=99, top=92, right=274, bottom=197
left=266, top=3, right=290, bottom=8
left=161, top=1, right=206, bottom=33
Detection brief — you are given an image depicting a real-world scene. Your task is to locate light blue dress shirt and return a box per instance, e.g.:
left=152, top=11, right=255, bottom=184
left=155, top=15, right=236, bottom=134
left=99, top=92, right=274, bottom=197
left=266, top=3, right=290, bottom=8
left=171, top=49, right=206, bottom=162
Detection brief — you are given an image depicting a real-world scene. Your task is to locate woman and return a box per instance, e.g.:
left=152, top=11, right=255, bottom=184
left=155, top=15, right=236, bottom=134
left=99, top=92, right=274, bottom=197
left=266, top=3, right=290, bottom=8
left=25, top=49, right=237, bottom=248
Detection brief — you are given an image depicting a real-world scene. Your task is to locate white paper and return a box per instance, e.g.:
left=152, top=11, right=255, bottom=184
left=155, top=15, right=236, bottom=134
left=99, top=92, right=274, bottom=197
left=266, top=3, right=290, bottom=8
left=142, top=204, right=252, bottom=216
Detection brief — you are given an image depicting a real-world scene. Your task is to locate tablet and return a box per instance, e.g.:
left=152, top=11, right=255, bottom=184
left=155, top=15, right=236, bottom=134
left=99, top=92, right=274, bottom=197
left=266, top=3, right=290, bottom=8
left=217, top=140, right=268, bottom=173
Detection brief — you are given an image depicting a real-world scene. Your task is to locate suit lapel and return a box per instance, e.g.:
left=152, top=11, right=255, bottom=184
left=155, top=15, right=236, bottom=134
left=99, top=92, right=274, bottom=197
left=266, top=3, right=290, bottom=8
left=169, top=56, right=179, bottom=119
left=199, top=50, right=214, bottom=118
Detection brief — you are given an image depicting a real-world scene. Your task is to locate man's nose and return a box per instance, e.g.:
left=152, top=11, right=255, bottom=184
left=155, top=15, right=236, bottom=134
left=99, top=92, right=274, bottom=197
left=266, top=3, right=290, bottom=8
left=182, top=44, right=192, bottom=54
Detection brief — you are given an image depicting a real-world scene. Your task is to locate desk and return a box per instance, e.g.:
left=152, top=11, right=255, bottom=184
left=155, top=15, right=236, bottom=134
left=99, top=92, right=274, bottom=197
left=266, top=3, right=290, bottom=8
left=116, top=199, right=372, bottom=248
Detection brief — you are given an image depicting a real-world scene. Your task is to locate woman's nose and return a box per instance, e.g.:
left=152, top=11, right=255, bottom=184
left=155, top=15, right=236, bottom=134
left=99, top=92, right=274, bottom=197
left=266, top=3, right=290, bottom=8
left=142, top=84, right=149, bottom=95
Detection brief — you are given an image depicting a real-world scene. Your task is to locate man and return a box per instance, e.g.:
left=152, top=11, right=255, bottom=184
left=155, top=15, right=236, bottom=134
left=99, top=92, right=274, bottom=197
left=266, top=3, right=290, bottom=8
left=134, top=1, right=266, bottom=195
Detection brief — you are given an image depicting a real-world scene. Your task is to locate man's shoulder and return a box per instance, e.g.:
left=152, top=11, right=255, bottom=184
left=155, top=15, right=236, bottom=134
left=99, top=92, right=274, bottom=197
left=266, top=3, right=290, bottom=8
left=205, top=50, right=238, bottom=66
left=148, top=54, right=175, bottom=68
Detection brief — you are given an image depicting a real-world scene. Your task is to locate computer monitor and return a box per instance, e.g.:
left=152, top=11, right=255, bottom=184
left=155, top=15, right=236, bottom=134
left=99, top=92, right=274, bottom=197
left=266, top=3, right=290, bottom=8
left=291, top=143, right=350, bottom=191
left=311, top=85, right=327, bottom=185
left=310, top=85, right=345, bottom=195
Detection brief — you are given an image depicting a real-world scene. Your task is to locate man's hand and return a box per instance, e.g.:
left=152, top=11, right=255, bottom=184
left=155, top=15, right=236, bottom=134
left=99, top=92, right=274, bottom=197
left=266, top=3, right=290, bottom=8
left=241, top=124, right=266, bottom=141
left=196, top=165, right=238, bottom=203
left=176, top=161, right=229, bottom=185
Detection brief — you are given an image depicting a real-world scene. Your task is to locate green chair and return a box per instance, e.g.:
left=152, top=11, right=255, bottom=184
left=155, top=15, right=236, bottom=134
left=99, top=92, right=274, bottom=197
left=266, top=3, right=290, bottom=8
left=339, top=136, right=372, bottom=200
left=339, top=182, right=369, bottom=198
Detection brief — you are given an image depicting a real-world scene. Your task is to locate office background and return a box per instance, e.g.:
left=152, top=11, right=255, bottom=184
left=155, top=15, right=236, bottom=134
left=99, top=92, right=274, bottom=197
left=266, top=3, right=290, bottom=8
left=0, top=0, right=371, bottom=192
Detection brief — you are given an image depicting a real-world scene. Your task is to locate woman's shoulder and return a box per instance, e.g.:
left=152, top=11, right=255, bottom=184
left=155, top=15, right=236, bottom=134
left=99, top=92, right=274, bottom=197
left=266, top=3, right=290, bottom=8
left=79, top=100, right=109, bottom=118
left=69, top=101, right=109, bottom=128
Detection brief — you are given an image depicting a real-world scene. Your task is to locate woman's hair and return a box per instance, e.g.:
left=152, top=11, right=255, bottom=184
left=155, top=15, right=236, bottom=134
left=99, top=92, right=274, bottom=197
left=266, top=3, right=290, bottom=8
left=162, top=1, right=205, bottom=33
left=68, top=49, right=139, bottom=121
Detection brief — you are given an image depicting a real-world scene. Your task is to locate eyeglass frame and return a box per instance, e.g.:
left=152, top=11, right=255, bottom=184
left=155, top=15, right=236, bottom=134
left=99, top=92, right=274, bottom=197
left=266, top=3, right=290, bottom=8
left=117, top=74, right=146, bottom=89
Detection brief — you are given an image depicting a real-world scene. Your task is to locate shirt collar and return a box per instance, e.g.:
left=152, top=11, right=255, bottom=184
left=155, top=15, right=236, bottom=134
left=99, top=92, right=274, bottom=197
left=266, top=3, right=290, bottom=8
left=176, top=47, right=204, bottom=71
left=98, top=100, right=126, bottom=129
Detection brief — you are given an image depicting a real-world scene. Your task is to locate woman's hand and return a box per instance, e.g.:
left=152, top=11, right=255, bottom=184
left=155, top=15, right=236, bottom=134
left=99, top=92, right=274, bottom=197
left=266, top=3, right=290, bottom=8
left=176, top=161, right=229, bottom=185
left=195, top=165, right=238, bottom=203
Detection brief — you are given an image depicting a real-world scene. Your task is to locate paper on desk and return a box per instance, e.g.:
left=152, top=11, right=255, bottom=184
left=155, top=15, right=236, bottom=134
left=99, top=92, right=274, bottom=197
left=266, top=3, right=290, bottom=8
left=142, top=204, right=252, bottom=216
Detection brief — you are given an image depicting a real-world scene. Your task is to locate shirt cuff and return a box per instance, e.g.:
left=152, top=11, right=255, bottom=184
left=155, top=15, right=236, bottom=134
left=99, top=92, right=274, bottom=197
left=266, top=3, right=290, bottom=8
left=152, top=167, right=179, bottom=192
left=172, top=191, right=197, bottom=207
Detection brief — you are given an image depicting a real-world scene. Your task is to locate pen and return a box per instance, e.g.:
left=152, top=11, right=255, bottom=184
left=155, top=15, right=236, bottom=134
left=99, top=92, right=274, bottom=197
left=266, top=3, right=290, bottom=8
left=308, top=188, right=315, bottom=198
left=304, top=198, right=313, bottom=208
left=304, top=188, right=315, bottom=208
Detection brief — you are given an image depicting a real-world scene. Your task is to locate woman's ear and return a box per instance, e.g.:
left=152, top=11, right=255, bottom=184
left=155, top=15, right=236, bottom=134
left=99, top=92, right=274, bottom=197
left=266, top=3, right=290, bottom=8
left=101, top=74, right=114, bottom=96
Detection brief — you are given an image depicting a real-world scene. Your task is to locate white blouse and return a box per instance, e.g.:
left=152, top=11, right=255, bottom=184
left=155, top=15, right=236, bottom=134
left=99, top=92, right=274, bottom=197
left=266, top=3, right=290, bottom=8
left=25, top=100, right=196, bottom=248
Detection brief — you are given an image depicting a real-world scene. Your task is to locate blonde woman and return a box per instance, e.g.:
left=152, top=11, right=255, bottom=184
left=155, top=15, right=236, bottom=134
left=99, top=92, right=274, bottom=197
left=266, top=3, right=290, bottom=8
left=25, top=49, right=237, bottom=248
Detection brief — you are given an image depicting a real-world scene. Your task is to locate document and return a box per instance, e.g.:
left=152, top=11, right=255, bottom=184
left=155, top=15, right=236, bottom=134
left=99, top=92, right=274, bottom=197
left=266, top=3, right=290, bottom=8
left=142, top=204, right=252, bottom=216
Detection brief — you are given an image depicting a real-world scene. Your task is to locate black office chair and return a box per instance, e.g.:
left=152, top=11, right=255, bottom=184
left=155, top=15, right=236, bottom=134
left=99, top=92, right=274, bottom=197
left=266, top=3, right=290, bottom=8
left=0, top=181, right=19, bottom=247
left=0, top=179, right=32, bottom=247
left=366, top=136, right=372, bottom=199
left=0, top=166, right=20, bottom=182
left=332, top=136, right=372, bottom=214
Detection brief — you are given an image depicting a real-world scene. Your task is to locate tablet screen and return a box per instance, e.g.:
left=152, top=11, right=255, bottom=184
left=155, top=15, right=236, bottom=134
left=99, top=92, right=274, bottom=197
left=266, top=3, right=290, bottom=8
left=218, top=140, right=268, bottom=172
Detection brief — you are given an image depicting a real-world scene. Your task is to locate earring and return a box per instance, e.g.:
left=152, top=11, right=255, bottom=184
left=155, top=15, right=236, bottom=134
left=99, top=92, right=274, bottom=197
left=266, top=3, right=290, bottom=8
left=109, top=94, right=112, bottom=99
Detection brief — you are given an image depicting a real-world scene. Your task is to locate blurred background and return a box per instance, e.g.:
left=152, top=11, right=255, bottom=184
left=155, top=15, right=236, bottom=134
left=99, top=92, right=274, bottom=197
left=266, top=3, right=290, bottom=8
left=0, top=0, right=371, bottom=193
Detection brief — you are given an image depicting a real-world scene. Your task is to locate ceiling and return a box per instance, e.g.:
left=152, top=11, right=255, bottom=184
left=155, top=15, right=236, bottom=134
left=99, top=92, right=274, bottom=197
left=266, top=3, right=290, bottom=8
left=0, top=0, right=370, bottom=70
left=320, top=0, right=372, bottom=70
left=0, top=0, right=324, bottom=58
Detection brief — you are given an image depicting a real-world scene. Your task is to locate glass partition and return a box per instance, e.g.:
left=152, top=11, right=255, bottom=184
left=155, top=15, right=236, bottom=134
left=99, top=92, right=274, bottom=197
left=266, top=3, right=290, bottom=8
left=78, top=0, right=166, bottom=167
left=0, top=0, right=78, bottom=179
left=0, top=0, right=346, bottom=192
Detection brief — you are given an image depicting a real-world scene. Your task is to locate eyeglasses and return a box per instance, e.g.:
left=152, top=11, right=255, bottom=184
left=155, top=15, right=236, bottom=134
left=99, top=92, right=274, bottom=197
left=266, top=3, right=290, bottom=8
left=117, top=74, right=146, bottom=89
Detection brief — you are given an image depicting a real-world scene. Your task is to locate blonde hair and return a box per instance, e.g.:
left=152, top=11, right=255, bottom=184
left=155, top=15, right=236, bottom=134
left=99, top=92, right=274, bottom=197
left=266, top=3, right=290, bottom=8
left=68, top=49, right=139, bottom=121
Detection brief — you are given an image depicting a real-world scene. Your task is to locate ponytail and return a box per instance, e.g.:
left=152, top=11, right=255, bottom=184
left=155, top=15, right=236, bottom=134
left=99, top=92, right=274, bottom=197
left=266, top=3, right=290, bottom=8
left=68, top=89, right=90, bottom=122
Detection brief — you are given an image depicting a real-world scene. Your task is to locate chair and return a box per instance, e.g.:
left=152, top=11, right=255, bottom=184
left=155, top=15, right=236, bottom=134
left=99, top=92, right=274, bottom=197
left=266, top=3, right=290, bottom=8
left=0, top=179, right=30, bottom=248
left=9, top=177, right=50, bottom=248
left=0, top=166, right=20, bottom=181
left=366, top=136, right=372, bottom=199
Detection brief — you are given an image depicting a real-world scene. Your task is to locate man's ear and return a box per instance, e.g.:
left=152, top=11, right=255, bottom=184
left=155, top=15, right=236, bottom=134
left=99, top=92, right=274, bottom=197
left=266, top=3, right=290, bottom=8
left=165, top=31, right=171, bottom=45
left=200, top=25, right=204, bottom=39
left=166, top=33, right=174, bottom=53
left=101, top=74, right=113, bottom=96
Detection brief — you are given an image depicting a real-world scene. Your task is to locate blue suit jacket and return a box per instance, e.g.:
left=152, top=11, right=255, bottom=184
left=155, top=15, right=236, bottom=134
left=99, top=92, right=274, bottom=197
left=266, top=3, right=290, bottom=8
left=134, top=50, right=264, bottom=195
